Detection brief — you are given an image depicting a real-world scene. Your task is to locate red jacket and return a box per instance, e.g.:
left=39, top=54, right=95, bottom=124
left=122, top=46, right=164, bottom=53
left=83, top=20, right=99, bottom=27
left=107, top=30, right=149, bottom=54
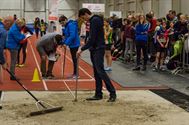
left=148, top=18, right=157, bottom=33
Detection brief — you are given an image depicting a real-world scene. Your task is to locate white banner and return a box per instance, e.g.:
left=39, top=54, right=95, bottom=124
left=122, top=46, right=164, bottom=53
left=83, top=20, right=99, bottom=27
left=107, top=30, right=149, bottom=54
left=82, top=3, right=105, bottom=13
left=49, top=0, right=59, bottom=21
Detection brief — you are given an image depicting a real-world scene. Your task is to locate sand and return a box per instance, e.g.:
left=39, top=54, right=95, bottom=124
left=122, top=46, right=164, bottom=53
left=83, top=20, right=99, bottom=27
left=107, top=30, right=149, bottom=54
left=0, top=90, right=189, bottom=125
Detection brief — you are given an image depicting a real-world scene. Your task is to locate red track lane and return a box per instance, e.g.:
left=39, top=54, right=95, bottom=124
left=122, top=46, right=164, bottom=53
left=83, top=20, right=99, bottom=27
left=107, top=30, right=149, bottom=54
left=0, top=35, right=124, bottom=91
left=0, top=35, right=168, bottom=91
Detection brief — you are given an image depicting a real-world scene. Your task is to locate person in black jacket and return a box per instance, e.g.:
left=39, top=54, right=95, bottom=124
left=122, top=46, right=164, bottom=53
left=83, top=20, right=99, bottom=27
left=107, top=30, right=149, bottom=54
left=77, top=8, right=116, bottom=102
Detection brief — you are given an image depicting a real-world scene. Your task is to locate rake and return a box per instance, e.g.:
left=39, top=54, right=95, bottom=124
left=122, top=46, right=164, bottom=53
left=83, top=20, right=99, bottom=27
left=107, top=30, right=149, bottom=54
left=6, top=69, right=63, bottom=116
left=62, top=47, right=67, bottom=78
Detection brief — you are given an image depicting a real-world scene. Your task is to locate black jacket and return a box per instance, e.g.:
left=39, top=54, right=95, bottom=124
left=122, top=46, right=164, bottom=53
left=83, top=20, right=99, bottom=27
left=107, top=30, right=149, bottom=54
left=81, top=15, right=105, bottom=51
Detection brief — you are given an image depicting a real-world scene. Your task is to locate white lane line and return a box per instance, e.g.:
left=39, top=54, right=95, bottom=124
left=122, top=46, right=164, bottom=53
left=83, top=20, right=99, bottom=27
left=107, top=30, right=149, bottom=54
left=29, top=40, right=48, bottom=91
left=63, top=81, right=75, bottom=99
left=0, top=91, right=4, bottom=101
left=65, top=53, right=94, bottom=80
left=44, top=79, right=94, bottom=82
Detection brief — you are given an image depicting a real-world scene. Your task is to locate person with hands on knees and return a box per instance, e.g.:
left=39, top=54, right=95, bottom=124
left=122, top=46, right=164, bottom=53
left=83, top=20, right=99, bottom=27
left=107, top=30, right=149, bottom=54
left=59, top=15, right=80, bottom=79
left=77, top=8, right=116, bottom=102
left=36, top=33, right=63, bottom=79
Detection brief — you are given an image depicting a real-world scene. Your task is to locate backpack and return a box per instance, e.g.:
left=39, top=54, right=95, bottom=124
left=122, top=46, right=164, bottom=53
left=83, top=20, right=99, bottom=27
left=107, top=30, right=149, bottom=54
left=166, top=60, right=177, bottom=70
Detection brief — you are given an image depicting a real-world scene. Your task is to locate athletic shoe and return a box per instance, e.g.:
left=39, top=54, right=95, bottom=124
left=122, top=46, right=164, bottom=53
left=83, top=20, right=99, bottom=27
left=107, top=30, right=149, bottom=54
left=141, top=65, right=147, bottom=71
left=104, top=67, right=112, bottom=71
left=19, top=64, right=25, bottom=67
left=16, top=64, right=19, bottom=67
left=107, top=96, right=116, bottom=102
left=133, top=66, right=140, bottom=71
left=72, top=75, right=80, bottom=79
left=86, top=95, right=103, bottom=101
left=67, top=74, right=80, bottom=79
left=46, top=74, right=55, bottom=79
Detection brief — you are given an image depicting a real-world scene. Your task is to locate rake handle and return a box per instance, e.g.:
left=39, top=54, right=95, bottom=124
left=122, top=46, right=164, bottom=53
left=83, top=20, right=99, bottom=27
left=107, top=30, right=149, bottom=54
left=6, top=69, right=47, bottom=109
left=62, top=47, right=67, bottom=78
left=75, top=57, right=79, bottom=101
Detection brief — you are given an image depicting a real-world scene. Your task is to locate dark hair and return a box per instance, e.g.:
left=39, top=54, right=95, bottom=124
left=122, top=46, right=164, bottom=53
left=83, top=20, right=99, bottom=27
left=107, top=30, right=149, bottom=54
left=146, top=13, right=153, bottom=19
left=59, top=15, right=68, bottom=23
left=123, top=18, right=127, bottom=22
left=55, top=34, right=63, bottom=45
left=169, top=10, right=176, bottom=15
left=157, top=18, right=163, bottom=23
left=126, top=19, right=132, bottom=25
left=78, top=8, right=92, bottom=17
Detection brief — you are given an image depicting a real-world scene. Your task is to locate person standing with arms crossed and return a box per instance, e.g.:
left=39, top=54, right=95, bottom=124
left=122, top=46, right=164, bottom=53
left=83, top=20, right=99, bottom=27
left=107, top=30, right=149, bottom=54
left=0, top=16, right=14, bottom=109
left=77, top=8, right=116, bottom=102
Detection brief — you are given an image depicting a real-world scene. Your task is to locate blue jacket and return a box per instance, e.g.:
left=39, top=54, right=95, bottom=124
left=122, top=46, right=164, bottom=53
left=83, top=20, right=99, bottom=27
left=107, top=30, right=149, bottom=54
left=62, top=20, right=80, bottom=48
left=6, top=23, right=25, bottom=50
left=135, top=23, right=149, bottom=42
left=0, top=22, right=7, bottom=64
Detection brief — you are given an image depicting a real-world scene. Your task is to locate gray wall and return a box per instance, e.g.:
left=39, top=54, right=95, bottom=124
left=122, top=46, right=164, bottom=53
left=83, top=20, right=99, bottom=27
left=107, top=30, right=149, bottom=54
left=0, top=0, right=189, bottom=22
left=0, top=0, right=78, bottom=23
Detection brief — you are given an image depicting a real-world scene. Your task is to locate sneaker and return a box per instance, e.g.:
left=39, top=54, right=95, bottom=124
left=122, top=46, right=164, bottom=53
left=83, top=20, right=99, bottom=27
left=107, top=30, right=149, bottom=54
left=104, top=67, right=112, bottom=71
left=86, top=95, right=103, bottom=101
left=19, top=64, right=25, bottom=67
left=46, top=74, right=55, bottom=79
left=107, top=96, right=116, bottom=102
left=72, top=75, right=80, bottom=79
left=16, top=64, right=19, bottom=67
left=141, top=65, right=146, bottom=71
left=42, top=75, right=47, bottom=79
left=160, top=66, right=166, bottom=71
left=133, top=66, right=140, bottom=71
left=152, top=66, right=158, bottom=72
left=10, top=77, right=20, bottom=81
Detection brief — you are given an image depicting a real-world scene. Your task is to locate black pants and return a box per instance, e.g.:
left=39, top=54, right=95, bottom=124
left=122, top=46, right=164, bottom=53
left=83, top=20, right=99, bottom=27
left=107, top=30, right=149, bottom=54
left=40, top=31, right=46, bottom=37
left=17, top=42, right=27, bottom=64
left=90, top=49, right=116, bottom=97
left=136, top=41, right=148, bottom=66
left=70, top=47, right=79, bottom=75
left=41, top=58, right=55, bottom=76
left=0, top=91, right=2, bottom=99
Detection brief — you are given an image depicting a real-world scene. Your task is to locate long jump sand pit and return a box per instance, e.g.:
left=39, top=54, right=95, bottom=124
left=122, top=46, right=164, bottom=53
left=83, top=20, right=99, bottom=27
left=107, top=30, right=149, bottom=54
left=0, top=90, right=189, bottom=125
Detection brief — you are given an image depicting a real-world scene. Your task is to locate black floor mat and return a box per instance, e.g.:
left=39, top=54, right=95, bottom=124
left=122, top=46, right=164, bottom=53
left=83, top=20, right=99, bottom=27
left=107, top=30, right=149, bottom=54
left=151, top=88, right=189, bottom=112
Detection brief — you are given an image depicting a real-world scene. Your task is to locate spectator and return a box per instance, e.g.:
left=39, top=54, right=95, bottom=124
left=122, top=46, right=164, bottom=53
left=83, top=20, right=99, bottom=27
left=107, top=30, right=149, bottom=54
left=146, top=13, right=157, bottom=61
left=17, top=18, right=33, bottom=67
left=34, top=17, right=40, bottom=39
left=40, top=19, right=47, bottom=37
left=6, top=18, right=26, bottom=80
left=124, top=19, right=135, bottom=62
left=153, top=22, right=169, bottom=71
left=133, top=15, right=150, bottom=71
left=104, top=18, right=113, bottom=71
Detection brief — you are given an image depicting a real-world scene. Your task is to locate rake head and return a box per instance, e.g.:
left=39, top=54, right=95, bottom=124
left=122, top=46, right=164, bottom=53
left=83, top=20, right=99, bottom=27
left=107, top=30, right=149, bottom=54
left=28, top=106, right=63, bottom=117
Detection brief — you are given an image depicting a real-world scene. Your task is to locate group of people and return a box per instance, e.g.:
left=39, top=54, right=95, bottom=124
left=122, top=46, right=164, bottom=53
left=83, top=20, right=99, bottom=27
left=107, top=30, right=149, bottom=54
left=34, top=17, right=47, bottom=38
left=104, top=10, right=189, bottom=72
left=36, top=8, right=116, bottom=102
left=0, top=8, right=117, bottom=110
